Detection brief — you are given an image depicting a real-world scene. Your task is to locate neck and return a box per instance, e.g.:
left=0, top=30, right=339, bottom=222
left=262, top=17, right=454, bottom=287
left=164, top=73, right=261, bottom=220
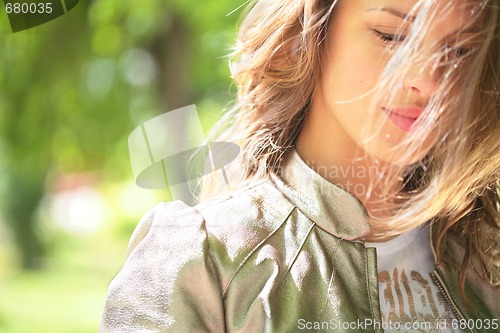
left=296, top=100, right=404, bottom=219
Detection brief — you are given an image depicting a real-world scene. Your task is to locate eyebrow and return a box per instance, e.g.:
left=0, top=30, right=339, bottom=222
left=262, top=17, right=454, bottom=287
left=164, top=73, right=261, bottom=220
left=366, top=7, right=416, bottom=22
left=366, top=7, right=480, bottom=34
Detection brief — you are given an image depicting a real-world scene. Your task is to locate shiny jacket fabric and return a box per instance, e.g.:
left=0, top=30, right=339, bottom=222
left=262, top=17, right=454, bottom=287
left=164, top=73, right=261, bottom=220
left=100, top=149, right=499, bottom=333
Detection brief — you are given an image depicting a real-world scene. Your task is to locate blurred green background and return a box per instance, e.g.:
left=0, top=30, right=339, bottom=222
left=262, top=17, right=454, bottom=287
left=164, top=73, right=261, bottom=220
left=0, top=0, right=239, bottom=332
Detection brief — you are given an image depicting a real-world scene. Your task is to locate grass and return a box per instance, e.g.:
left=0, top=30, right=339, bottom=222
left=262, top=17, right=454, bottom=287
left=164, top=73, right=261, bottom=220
left=0, top=174, right=191, bottom=332
left=0, top=228, right=130, bottom=333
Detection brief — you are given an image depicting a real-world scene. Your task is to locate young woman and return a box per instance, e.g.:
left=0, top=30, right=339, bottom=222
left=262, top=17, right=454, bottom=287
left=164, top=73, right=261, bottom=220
left=101, top=0, right=499, bottom=332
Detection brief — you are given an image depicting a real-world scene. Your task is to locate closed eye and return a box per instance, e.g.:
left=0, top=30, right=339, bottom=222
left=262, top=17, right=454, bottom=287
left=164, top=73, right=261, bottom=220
left=371, top=29, right=406, bottom=45
left=449, top=47, right=471, bottom=58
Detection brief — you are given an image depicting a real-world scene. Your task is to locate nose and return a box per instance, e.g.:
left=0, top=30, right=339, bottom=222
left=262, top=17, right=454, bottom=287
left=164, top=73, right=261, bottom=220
left=402, top=62, right=440, bottom=98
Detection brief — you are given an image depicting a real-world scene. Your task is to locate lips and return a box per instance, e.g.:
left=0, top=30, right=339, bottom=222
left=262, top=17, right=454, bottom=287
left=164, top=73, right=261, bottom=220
left=382, top=107, right=423, bottom=132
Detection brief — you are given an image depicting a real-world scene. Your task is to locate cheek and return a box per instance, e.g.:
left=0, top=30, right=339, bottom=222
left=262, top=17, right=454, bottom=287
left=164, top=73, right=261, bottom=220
left=325, top=44, right=382, bottom=102
left=320, top=56, right=383, bottom=133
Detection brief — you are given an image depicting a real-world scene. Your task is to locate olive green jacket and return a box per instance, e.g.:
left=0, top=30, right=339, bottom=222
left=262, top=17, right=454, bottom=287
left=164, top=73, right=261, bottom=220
left=100, top=149, right=499, bottom=332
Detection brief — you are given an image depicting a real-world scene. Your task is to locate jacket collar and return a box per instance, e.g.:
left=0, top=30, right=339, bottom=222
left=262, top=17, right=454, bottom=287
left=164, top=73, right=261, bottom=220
left=269, top=147, right=371, bottom=241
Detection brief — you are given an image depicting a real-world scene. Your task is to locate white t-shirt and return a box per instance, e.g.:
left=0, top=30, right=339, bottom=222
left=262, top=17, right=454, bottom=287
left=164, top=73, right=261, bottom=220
left=366, top=225, right=464, bottom=332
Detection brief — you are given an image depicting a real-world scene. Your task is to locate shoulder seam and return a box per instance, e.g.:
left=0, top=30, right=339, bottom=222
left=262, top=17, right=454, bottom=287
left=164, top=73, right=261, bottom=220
left=220, top=205, right=296, bottom=299
left=197, top=179, right=271, bottom=209
left=198, top=214, right=227, bottom=311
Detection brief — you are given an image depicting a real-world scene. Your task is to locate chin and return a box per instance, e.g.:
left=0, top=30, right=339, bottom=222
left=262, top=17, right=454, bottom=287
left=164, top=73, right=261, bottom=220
left=360, top=124, right=437, bottom=166
left=363, top=140, right=429, bottom=166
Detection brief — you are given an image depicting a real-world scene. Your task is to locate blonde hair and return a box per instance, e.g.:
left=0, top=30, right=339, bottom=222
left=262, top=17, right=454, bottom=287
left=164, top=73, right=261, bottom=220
left=199, top=0, right=500, bottom=294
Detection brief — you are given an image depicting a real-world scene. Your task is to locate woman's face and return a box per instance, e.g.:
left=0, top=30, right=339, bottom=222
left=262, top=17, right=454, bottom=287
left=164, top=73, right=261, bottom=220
left=313, top=0, right=479, bottom=165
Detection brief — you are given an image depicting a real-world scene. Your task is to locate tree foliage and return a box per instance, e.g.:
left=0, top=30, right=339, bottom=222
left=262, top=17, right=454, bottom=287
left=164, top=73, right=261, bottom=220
left=0, top=0, right=240, bottom=268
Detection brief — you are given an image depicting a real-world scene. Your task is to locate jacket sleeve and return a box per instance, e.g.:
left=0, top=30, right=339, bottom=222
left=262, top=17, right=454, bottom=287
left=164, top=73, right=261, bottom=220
left=99, top=201, right=225, bottom=332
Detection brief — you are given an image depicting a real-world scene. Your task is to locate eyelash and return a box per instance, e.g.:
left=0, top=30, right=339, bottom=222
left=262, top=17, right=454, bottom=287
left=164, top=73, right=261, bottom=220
left=370, top=29, right=472, bottom=59
left=370, top=29, right=406, bottom=45
left=444, top=46, right=471, bottom=59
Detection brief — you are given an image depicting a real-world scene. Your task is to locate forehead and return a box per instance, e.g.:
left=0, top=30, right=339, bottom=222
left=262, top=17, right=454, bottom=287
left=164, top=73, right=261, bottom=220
left=357, top=0, right=481, bottom=33
left=358, top=0, right=480, bottom=14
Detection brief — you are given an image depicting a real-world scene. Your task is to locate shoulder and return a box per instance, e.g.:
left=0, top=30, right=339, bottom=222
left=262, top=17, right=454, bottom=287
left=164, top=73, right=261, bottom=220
left=100, top=179, right=298, bottom=332
left=133, top=178, right=298, bottom=294
left=196, top=178, right=295, bottom=234
left=436, top=224, right=500, bottom=320
left=125, top=200, right=205, bottom=256
left=131, top=178, right=295, bottom=245
left=101, top=201, right=222, bottom=332
left=126, top=178, right=295, bottom=260
left=194, top=179, right=296, bottom=288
